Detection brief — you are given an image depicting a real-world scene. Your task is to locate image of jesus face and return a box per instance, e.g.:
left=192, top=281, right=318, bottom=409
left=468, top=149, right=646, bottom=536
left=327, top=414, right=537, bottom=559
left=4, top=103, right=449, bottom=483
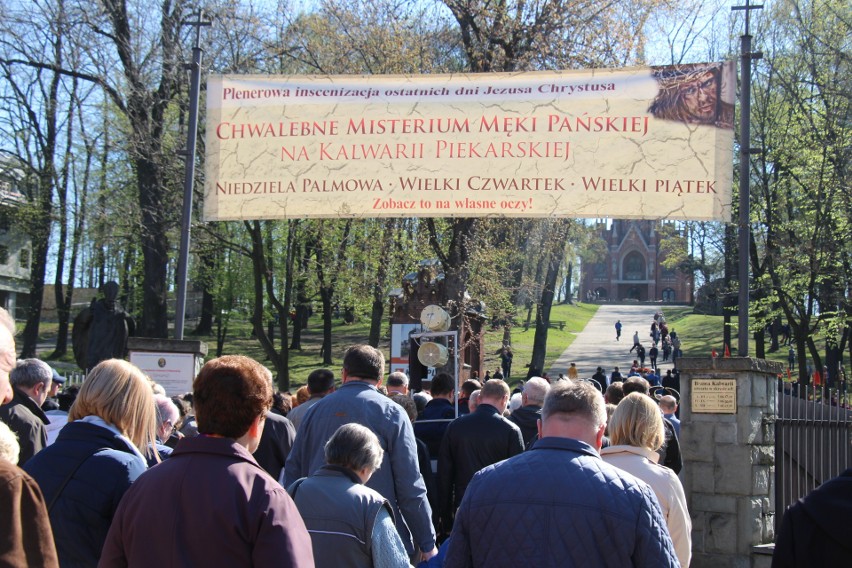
left=680, top=71, right=718, bottom=124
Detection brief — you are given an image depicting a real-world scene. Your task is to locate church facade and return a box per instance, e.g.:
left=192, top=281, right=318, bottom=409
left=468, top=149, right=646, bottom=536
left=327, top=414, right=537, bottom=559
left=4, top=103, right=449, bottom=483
left=580, top=220, right=693, bottom=304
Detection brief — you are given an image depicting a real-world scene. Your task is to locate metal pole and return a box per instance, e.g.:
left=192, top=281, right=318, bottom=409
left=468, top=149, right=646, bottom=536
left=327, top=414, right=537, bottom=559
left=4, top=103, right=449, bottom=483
left=737, top=31, right=752, bottom=357
left=732, top=0, right=762, bottom=357
left=174, top=15, right=210, bottom=340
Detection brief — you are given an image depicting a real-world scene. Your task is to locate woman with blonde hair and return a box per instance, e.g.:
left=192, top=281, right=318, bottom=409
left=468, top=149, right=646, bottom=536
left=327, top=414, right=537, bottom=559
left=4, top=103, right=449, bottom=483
left=601, top=393, right=692, bottom=567
left=24, top=359, right=156, bottom=567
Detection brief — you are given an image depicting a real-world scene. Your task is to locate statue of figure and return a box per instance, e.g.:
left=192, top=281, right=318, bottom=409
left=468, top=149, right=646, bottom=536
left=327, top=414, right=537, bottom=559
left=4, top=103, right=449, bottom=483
left=72, top=281, right=136, bottom=371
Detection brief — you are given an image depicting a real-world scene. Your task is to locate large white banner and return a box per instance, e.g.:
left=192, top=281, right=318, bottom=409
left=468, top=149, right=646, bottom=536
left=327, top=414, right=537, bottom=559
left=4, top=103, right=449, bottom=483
left=204, top=63, right=734, bottom=221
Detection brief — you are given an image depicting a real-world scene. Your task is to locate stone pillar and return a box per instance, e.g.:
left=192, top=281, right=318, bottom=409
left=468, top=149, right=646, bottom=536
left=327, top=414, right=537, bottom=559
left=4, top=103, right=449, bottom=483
left=678, top=357, right=783, bottom=568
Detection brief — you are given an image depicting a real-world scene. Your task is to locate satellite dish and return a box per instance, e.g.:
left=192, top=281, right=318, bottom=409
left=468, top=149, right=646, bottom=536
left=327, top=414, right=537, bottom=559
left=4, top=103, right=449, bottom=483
left=420, top=305, right=450, bottom=332
left=418, top=341, right=449, bottom=367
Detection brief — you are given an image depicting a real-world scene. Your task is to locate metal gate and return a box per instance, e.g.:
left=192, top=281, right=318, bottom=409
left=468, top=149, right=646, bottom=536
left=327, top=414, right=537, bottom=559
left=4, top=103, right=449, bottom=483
left=775, top=380, right=852, bottom=531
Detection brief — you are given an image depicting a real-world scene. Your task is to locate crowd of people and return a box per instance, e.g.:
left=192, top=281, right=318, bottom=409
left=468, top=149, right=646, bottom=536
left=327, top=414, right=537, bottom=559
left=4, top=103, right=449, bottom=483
left=21, top=303, right=852, bottom=568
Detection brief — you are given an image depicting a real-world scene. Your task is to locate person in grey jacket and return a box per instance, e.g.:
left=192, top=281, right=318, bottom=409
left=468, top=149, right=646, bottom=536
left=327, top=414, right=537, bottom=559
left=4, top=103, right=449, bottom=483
left=284, top=344, right=437, bottom=563
left=289, top=423, right=409, bottom=567
left=445, top=380, right=679, bottom=568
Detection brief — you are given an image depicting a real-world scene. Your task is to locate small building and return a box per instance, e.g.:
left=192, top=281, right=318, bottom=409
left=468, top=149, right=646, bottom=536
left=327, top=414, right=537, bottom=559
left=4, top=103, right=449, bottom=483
left=0, top=158, right=32, bottom=318
left=580, top=220, right=692, bottom=303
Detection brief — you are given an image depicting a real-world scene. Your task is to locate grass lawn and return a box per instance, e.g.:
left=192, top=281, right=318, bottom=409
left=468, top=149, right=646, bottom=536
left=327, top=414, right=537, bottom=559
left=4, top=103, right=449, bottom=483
left=661, top=306, right=807, bottom=369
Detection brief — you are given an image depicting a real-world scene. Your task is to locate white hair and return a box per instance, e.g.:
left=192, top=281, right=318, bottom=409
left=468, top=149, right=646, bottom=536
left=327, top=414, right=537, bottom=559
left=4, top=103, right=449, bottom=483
left=154, top=394, right=180, bottom=427
left=0, top=421, right=20, bottom=464
left=523, top=377, right=551, bottom=406
left=509, top=392, right=523, bottom=413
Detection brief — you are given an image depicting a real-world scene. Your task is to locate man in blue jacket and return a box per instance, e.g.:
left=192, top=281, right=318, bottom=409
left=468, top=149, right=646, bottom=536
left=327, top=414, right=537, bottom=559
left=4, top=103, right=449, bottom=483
left=445, top=380, right=679, bottom=567
left=284, top=344, right=437, bottom=563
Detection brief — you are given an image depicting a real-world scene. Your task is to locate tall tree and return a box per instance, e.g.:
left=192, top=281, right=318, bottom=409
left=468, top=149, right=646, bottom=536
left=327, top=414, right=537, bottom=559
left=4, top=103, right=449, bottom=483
left=0, top=0, right=71, bottom=357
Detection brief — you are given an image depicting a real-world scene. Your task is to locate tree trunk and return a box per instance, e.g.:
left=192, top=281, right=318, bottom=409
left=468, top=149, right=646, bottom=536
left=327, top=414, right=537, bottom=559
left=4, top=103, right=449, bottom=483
left=20, top=16, right=63, bottom=358
left=136, top=156, right=170, bottom=338
left=368, top=221, right=395, bottom=347
left=320, top=287, right=333, bottom=365
left=564, top=261, right=574, bottom=304
left=192, top=249, right=216, bottom=336
left=290, top=241, right=309, bottom=350
left=245, top=221, right=290, bottom=389
left=530, top=221, right=570, bottom=374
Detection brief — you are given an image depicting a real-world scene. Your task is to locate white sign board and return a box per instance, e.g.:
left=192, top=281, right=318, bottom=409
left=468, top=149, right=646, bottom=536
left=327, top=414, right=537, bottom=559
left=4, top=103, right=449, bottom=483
left=129, top=352, right=199, bottom=396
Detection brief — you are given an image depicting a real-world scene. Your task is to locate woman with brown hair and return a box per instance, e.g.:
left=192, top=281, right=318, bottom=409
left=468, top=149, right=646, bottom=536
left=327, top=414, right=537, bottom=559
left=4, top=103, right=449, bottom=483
left=24, top=359, right=156, bottom=567
left=601, top=393, right=692, bottom=567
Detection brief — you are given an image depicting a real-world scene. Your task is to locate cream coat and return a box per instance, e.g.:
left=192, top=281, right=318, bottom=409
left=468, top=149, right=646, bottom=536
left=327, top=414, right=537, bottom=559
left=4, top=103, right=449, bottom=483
left=601, top=444, right=692, bottom=567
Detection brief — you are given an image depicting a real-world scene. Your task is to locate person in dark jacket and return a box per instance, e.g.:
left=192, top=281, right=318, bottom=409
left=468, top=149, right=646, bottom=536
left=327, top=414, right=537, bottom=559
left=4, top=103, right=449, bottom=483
left=24, top=359, right=156, bottom=567
left=289, top=423, right=408, bottom=567
left=252, top=367, right=296, bottom=481
left=444, top=380, right=679, bottom=568
left=508, top=377, right=550, bottom=447
left=414, top=372, right=456, bottom=457
left=438, top=379, right=524, bottom=534
left=100, top=355, right=314, bottom=567
left=0, top=358, right=53, bottom=465
left=456, top=379, right=481, bottom=415
left=591, top=367, right=608, bottom=393
left=772, top=468, right=852, bottom=567
left=256, top=410, right=296, bottom=482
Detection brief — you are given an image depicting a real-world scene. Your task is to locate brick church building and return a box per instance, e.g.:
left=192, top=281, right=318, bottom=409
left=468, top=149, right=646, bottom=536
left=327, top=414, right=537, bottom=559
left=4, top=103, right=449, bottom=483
left=580, top=220, right=693, bottom=304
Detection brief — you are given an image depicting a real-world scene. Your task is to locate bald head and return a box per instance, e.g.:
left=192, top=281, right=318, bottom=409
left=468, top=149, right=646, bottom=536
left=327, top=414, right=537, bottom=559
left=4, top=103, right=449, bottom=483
left=479, top=379, right=510, bottom=413
left=0, top=308, right=15, bottom=404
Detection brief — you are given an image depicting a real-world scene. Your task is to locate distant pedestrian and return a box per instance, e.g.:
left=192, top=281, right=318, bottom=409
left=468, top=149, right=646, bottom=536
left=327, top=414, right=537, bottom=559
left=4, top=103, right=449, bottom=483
left=499, top=347, right=513, bottom=381
left=615, top=320, right=622, bottom=341
left=637, top=344, right=646, bottom=368
left=649, top=345, right=658, bottom=370
left=567, top=363, right=579, bottom=380
left=787, top=347, right=795, bottom=370
left=630, top=331, right=641, bottom=352
left=610, top=367, right=623, bottom=384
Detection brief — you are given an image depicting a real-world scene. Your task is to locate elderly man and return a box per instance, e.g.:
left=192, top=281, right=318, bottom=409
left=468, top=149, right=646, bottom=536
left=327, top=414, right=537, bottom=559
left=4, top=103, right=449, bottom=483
left=508, top=376, right=550, bottom=447
left=386, top=371, right=410, bottom=396
left=100, top=355, right=314, bottom=566
left=284, top=344, right=437, bottom=562
left=438, top=379, right=523, bottom=535
left=445, top=381, right=679, bottom=567
left=149, top=394, right=180, bottom=465
left=0, top=358, right=53, bottom=465
left=467, top=390, right=481, bottom=413
left=287, top=368, right=335, bottom=431
left=0, top=308, right=59, bottom=567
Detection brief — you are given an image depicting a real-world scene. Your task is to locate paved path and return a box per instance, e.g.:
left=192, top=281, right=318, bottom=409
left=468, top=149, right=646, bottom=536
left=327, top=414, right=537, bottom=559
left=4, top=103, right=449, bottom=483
left=548, top=304, right=674, bottom=380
